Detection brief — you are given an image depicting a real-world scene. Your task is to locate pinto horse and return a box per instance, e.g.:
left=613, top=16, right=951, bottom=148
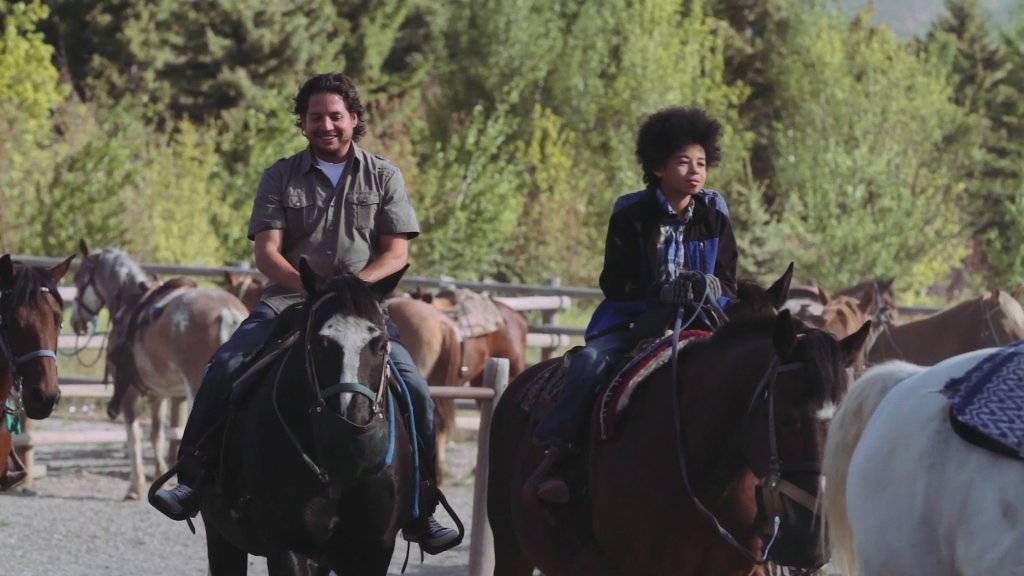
left=823, top=350, right=1024, bottom=575
left=71, top=241, right=248, bottom=499
left=867, top=290, right=1024, bottom=366
left=0, top=254, right=73, bottom=489
left=189, top=261, right=413, bottom=575
left=489, top=272, right=870, bottom=576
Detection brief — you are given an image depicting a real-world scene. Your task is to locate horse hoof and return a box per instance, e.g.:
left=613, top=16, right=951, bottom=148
left=125, top=491, right=142, bottom=501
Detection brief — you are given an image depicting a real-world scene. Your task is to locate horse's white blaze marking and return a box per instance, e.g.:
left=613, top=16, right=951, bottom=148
left=319, top=315, right=381, bottom=385
left=816, top=401, right=836, bottom=422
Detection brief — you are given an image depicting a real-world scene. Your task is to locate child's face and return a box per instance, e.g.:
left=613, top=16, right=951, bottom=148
left=654, top=143, right=707, bottom=197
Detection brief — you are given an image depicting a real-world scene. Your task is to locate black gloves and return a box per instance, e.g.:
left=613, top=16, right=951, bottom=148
left=658, top=271, right=721, bottom=306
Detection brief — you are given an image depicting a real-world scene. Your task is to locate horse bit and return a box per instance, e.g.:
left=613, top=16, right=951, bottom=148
left=0, top=286, right=61, bottom=420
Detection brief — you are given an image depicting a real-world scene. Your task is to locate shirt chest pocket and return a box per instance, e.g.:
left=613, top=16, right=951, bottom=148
left=346, top=188, right=381, bottom=231
left=285, top=188, right=325, bottom=234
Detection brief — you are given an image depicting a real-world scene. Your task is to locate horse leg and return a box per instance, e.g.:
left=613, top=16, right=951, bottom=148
left=493, top=519, right=535, bottom=576
left=122, top=391, right=147, bottom=500
left=150, top=396, right=168, bottom=477
left=205, top=520, right=248, bottom=575
left=266, top=551, right=313, bottom=576
left=329, top=544, right=393, bottom=576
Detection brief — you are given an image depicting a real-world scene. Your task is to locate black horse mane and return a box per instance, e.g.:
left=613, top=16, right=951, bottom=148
left=319, top=273, right=384, bottom=325
left=4, top=263, right=62, bottom=312
left=709, top=281, right=847, bottom=407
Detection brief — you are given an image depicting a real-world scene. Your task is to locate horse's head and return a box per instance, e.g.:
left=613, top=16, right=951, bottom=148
left=730, top=262, right=794, bottom=321
left=299, top=259, right=405, bottom=427
left=71, top=240, right=107, bottom=333
left=984, top=289, right=1024, bottom=344
left=0, top=254, right=74, bottom=419
left=736, top=310, right=870, bottom=568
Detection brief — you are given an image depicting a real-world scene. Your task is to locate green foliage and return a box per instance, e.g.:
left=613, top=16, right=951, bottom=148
left=0, top=0, right=65, bottom=252
left=409, top=105, right=524, bottom=279
left=771, top=5, right=971, bottom=293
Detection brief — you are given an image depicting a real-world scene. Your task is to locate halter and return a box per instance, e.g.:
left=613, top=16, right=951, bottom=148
left=980, top=296, right=1008, bottom=347
left=1, top=286, right=61, bottom=420
left=74, top=259, right=107, bottom=318
left=668, top=296, right=819, bottom=566
left=272, top=290, right=391, bottom=484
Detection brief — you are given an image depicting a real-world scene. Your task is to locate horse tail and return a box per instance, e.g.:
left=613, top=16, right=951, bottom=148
left=822, top=361, right=922, bottom=576
left=433, top=321, right=462, bottom=438
left=217, top=307, right=246, bottom=344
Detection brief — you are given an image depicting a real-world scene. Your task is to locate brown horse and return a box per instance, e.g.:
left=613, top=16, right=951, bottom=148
left=867, top=289, right=1024, bottom=365
left=385, top=296, right=463, bottom=483
left=387, top=291, right=528, bottom=483
left=223, top=271, right=266, bottom=312
left=488, top=276, right=870, bottom=576
left=0, top=254, right=73, bottom=489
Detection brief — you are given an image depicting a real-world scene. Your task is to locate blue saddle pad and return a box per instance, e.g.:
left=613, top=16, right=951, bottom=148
left=943, top=341, right=1024, bottom=458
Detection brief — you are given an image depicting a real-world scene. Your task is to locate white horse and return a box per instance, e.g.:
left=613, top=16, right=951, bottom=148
left=823, top=349, right=1024, bottom=576
left=70, top=242, right=248, bottom=499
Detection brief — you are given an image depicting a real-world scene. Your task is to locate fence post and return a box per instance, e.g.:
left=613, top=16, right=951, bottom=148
left=540, top=277, right=561, bottom=360
left=468, top=358, right=509, bottom=576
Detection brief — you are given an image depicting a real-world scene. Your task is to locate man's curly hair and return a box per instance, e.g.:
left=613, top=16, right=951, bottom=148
left=636, top=107, right=722, bottom=186
left=293, top=73, right=367, bottom=142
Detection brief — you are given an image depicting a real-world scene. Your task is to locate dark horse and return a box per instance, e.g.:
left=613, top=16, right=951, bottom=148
left=180, top=260, right=413, bottom=575
left=488, top=271, right=870, bottom=576
left=1, top=254, right=73, bottom=489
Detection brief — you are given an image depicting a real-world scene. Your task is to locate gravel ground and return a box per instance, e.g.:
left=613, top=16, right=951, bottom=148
left=0, top=418, right=480, bottom=576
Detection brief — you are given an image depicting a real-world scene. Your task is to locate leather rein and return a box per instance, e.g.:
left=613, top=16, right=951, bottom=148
left=668, top=295, right=820, bottom=565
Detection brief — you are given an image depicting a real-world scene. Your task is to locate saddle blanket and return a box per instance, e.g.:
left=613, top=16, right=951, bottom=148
left=437, top=288, right=506, bottom=340
left=597, top=329, right=710, bottom=441
left=943, top=340, right=1024, bottom=458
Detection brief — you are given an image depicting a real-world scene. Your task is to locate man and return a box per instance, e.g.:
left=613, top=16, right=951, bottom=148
left=152, top=73, right=459, bottom=554
left=529, top=106, right=738, bottom=503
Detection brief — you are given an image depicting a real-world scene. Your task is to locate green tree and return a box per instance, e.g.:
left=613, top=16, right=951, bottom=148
left=771, top=6, right=972, bottom=293
left=0, top=0, right=65, bottom=253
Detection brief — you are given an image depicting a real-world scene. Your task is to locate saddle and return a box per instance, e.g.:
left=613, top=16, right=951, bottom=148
left=107, top=278, right=197, bottom=416
left=943, top=341, right=1024, bottom=461
left=435, top=288, right=506, bottom=340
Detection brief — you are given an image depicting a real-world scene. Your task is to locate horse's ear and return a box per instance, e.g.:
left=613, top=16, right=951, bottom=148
left=298, top=257, right=318, bottom=296
left=0, top=255, right=14, bottom=289
left=990, top=287, right=1001, bottom=301
left=773, top=309, right=799, bottom=359
left=370, top=265, right=409, bottom=301
left=48, top=254, right=75, bottom=283
left=223, top=271, right=238, bottom=287
left=767, top=262, right=795, bottom=309
left=79, top=239, right=90, bottom=258
left=840, top=320, right=872, bottom=368
left=879, top=277, right=895, bottom=292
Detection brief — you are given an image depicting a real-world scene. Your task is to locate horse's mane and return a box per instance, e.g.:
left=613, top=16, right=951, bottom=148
left=5, top=263, right=62, bottom=311
left=321, top=274, right=385, bottom=324
left=94, top=248, right=150, bottom=285
left=709, top=302, right=848, bottom=408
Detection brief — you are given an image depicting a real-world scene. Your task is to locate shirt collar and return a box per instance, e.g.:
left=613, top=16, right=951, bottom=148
left=656, top=187, right=697, bottom=221
left=301, top=141, right=362, bottom=174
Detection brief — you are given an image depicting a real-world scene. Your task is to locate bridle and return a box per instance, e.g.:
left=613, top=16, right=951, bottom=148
left=273, top=290, right=390, bottom=484
left=74, top=260, right=106, bottom=318
left=979, top=295, right=1008, bottom=347
left=668, top=295, right=820, bottom=566
left=1, top=285, right=62, bottom=420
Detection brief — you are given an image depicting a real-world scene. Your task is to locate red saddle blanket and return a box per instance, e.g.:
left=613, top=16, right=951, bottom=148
left=597, top=329, right=710, bottom=441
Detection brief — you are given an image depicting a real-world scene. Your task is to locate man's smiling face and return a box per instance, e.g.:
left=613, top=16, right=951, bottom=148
left=302, top=92, right=359, bottom=163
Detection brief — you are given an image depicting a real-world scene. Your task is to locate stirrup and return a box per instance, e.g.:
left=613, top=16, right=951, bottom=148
left=148, top=462, right=199, bottom=533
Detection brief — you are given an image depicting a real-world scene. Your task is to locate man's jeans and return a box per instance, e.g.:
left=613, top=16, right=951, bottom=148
left=178, top=302, right=437, bottom=485
left=533, top=329, right=634, bottom=446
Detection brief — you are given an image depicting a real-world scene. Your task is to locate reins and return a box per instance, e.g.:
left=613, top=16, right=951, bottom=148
left=667, top=289, right=816, bottom=565
left=271, top=291, right=391, bottom=485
